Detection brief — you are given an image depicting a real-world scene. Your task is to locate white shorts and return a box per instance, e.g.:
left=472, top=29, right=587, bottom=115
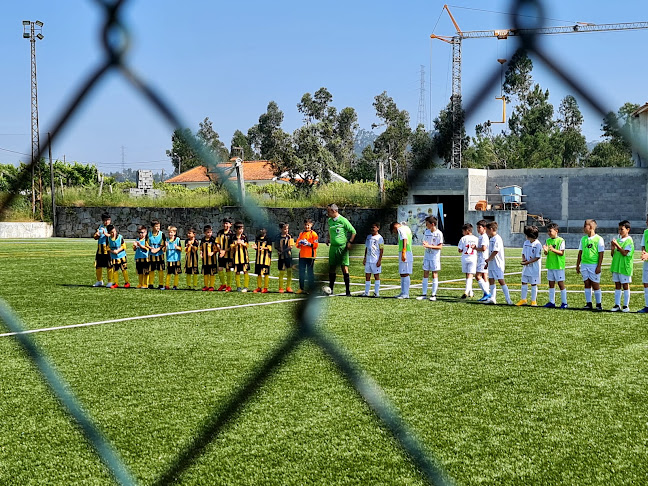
left=612, top=272, right=632, bottom=284
left=399, top=260, right=413, bottom=275
left=546, top=269, right=565, bottom=282
left=580, top=263, right=601, bottom=283
left=521, top=275, right=541, bottom=285
left=462, top=260, right=477, bottom=275
left=422, top=259, right=440, bottom=272
left=476, top=261, right=488, bottom=274
left=644, top=262, right=648, bottom=284
left=488, top=266, right=504, bottom=281
left=364, top=262, right=382, bottom=275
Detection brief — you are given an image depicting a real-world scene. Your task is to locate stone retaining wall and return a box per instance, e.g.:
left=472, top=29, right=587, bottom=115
left=55, top=206, right=399, bottom=244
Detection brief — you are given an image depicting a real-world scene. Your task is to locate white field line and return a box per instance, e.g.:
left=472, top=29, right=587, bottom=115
left=3, top=260, right=645, bottom=339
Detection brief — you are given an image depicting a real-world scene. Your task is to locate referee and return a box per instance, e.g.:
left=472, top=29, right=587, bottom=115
left=326, top=203, right=356, bottom=296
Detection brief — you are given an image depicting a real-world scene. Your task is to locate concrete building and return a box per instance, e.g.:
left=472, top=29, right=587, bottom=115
left=408, top=167, right=648, bottom=247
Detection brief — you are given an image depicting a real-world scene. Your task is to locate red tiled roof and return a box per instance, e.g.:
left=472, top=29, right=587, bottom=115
left=164, top=161, right=276, bottom=183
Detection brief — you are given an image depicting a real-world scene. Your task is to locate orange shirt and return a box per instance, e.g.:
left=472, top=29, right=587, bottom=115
left=296, top=230, right=318, bottom=259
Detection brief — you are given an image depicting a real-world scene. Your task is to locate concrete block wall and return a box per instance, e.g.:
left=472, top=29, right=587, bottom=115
left=0, top=222, right=53, bottom=238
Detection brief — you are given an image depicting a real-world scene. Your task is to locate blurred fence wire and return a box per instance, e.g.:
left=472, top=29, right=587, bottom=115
left=1, top=0, right=646, bottom=484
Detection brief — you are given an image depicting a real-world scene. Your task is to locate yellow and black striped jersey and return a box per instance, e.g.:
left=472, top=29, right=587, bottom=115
left=275, top=233, right=294, bottom=260
left=216, top=229, right=233, bottom=256
left=230, top=233, right=249, bottom=265
left=255, top=236, right=272, bottom=266
left=185, top=238, right=199, bottom=268
left=200, top=236, right=218, bottom=266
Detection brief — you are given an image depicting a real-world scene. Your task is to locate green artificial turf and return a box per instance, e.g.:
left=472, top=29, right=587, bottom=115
left=0, top=239, right=647, bottom=484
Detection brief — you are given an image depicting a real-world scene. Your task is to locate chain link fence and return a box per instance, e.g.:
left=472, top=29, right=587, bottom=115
left=1, top=0, right=646, bottom=484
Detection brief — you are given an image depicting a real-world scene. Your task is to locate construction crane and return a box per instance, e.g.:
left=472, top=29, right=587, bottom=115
left=431, top=5, right=648, bottom=168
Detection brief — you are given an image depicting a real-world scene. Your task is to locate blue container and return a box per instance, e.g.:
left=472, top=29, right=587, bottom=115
left=499, top=185, right=522, bottom=204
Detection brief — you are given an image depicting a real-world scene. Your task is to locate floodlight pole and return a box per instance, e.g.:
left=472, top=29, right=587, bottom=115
left=23, top=20, right=44, bottom=218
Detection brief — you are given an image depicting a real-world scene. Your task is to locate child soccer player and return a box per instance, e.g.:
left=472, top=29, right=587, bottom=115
left=390, top=222, right=413, bottom=299
left=475, top=220, right=491, bottom=301
left=253, top=228, right=272, bottom=293
left=543, top=223, right=568, bottom=309
left=200, top=225, right=218, bottom=291
left=641, top=214, right=648, bottom=313
left=276, top=222, right=295, bottom=293
left=417, top=216, right=443, bottom=301
left=363, top=222, right=384, bottom=297
left=147, top=219, right=166, bottom=289
left=484, top=222, right=513, bottom=305
left=165, top=226, right=182, bottom=290
left=516, top=225, right=542, bottom=307
left=106, top=224, right=130, bottom=288
left=93, top=212, right=112, bottom=286
left=457, top=223, right=478, bottom=299
left=576, top=219, right=605, bottom=311
left=184, top=228, right=200, bottom=289
left=296, top=218, right=318, bottom=294
left=610, top=220, right=634, bottom=312
left=230, top=222, right=250, bottom=292
left=132, top=225, right=150, bottom=288
left=216, top=218, right=234, bottom=292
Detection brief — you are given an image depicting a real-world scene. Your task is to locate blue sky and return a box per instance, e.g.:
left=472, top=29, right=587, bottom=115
left=1, top=0, right=647, bottom=174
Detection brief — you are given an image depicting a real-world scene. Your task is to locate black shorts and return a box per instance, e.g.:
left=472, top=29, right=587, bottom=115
left=202, top=264, right=217, bottom=276
left=277, top=258, right=292, bottom=271
left=185, top=265, right=199, bottom=275
left=95, top=253, right=110, bottom=268
left=219, top=257, right=232, bottom=270
left=111, top=257, right=128, bottom=271
left=234, top=263, right=249, bottom=273
left=149, top=259, right=165, bottom=271
left=255, top=264, right=270, bottom=276
left=136, top=259, right=150, bottom=275
left=167, top=262, right=182, bottom=275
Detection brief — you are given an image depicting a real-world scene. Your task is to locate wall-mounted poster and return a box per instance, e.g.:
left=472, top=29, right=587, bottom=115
left=396, top=204, right=444, bottom=245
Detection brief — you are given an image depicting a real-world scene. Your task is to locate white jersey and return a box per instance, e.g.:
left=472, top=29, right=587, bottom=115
left=423, top=229, right=443, bottom=263
left=477, top=232, right=490, bottom=266
left=458, top=234, right=479, bottom=264
left=488, top=234, right=505, bottom=272
left=365, top=234, right=384, bottom=264
left=522, top=239, right=543, bottom=279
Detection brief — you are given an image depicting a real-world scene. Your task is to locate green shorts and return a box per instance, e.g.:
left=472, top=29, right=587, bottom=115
left=329, top=244, right=349, bottom=267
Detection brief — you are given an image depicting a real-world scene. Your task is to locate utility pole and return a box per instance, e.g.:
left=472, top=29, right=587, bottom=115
left=121, top=146, right=125, bottom=176
left=417, top=65, right=427, bottom=129
left=48, top=132, right=55, bottom=231
left=23, top=20, right=44, bottom=217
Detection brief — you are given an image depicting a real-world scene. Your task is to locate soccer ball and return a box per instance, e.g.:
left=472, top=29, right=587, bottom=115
left=321, top=285, right=332, bottom=296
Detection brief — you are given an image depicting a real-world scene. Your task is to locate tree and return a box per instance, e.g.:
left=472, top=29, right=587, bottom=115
left=554, top=95, right=588, bottom=167
left=431, top=99, right=469, bottom=166
left=348, top=146, right=379, bottom=182
left=586, top=102, right=639, bottom=167
left=353, top=128, right=377, bottom=156
left=248, top=101, right=285, bottom=160
left=167, top=128, right=199, bottom=174
left=230, top=129, right=256, bottom=160
left=166, top=117, right=229, bottom=174
left=409, top=124, right=437, bottom=170
left=502, top=48, right=533, bottom=103
left=372, top=91, right=412, bottom=179
left=197, top=117, right=230, bottom=164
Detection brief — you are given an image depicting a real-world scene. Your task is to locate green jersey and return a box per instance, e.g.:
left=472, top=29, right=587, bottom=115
left=610, top=236, right=634, bottom=276
left=397, top=225, right=413, bottom=253
left=328, top=215, right=356, bottom=246
left=545, top=237, right=565, bottom=270
left=580, top=234, right=603, bottom=265
left=643, top=228, right=648, bottom=250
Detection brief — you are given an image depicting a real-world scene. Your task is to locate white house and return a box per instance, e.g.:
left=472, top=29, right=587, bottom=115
left=631, top=103, right=648, bottom=168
